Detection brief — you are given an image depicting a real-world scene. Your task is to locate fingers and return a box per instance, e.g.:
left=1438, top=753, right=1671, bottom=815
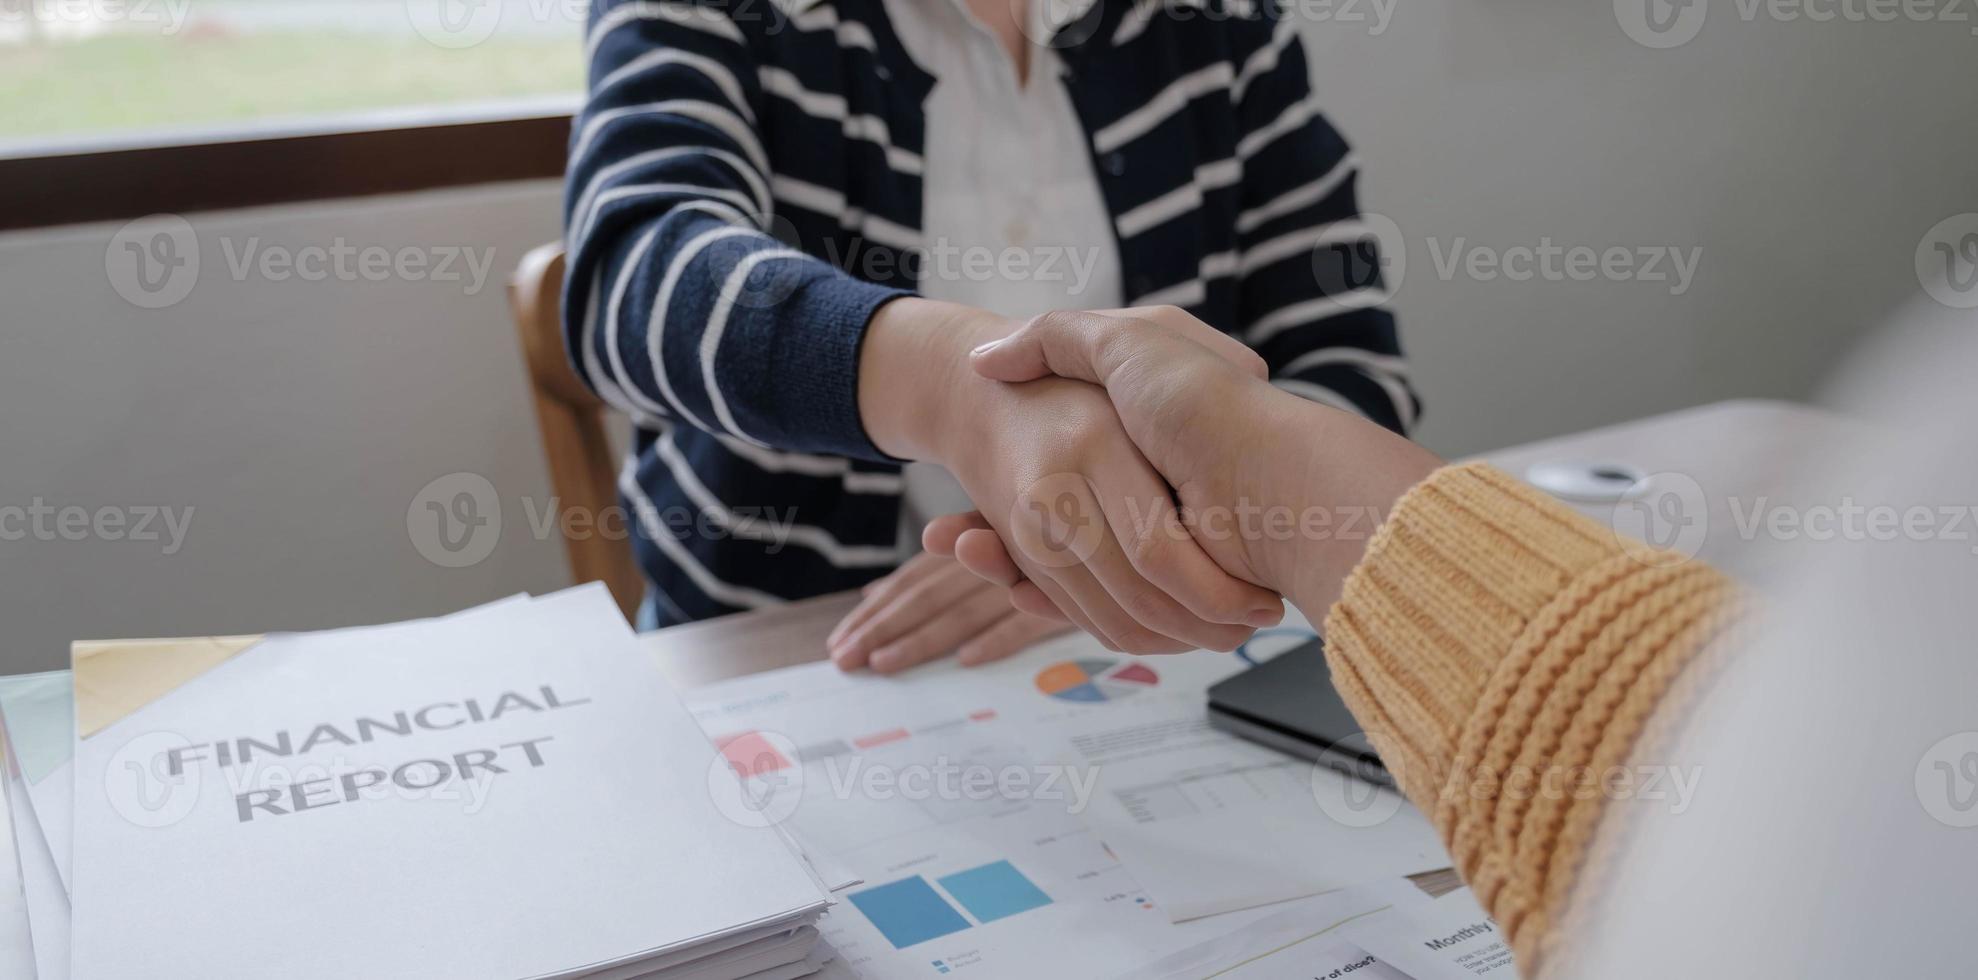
left=1020, top=548, right=1187, bottom=653
left=829, top=554, right=984, bottom=670
left=865, top=587, right=1018, bottom=674
left=1009, top=551, right=1118, bottom=649
left=947, top=529, right=1075, bottom=625
left=955, top=612, right=1070, bottom=667
left=954, top=527, right=1025, bottom=586
left=1090, top=446, right=1284, bottom=631
left=830, top=551, right=941, bottom=652
left=1017, top=437, right=1271, bottom=650
left=995, top=467, right=1164, bottom=651
left=1008, top=580, right=1070, bottom=623
left=955, top=497, right=1270, bottom=650
left=946, top=526, right=1078, bottom=628
left=1071, top=511, right=1260, bottom=653
left=921, top=511, right=990, bottom=558
left=1003, top=467, right=1248, bottom=654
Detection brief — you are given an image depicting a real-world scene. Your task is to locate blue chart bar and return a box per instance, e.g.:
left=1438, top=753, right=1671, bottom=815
left=936, top=861, right=1053, bottom=924
left=848, top=876, right=972, bottom=949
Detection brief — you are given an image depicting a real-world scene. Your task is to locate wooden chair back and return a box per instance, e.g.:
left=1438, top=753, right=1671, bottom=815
left=508, top=243, right=644, bottom=621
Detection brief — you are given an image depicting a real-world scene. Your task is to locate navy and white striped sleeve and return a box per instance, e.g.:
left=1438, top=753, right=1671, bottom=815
left=564, top=0, right=911, bottom=460
left=1227, top=7, right=1419, bottom=434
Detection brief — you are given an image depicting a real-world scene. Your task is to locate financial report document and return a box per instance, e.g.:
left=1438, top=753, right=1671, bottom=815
left=66, top=588, right=831, bottom=980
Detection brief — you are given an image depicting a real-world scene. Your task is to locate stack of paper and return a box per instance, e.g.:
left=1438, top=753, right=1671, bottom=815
left=0, top=670, right=75, bottom=980
left=0, top=723, right=37, bottom=977
left=0, top=585, right=840, bottom=980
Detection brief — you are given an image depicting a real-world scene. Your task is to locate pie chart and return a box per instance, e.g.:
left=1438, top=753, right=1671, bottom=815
left=1034, top=658, right=1160, bottom=703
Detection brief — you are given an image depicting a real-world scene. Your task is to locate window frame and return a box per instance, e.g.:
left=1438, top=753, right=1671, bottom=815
left=0, top=99, right=576, bottom=232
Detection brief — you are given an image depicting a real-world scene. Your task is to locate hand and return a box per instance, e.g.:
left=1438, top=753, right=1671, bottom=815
left=942, top=372, right=1277, bottom=652
left=827, top=552, right=1070, bottom=673
left=857, top=300, right=1283, bottom=654
left=950, top=308, right=1443, bottom=617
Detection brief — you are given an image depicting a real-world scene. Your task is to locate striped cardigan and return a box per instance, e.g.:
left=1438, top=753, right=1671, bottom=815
left=565, top=0, right=1417, bottom=627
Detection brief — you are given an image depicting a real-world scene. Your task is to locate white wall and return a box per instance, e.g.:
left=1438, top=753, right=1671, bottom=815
left=1305, top=0, right=1978, bottom=452
left=3, top=6, right=1974, bottom=672
left=1, top=183, right=575, bottom=672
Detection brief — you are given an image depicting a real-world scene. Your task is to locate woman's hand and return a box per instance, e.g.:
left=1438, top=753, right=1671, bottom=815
left=827, top=552, right=1070, bottom=673
left=858, top=299, right=1284, bottom=654
left=951, top=308, right=1443, bottom=617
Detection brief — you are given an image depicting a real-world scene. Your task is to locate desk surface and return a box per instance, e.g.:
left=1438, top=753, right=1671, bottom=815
left=640, top=399, right=1847, bottom=904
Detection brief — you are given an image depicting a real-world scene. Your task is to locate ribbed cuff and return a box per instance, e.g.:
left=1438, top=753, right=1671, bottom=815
left=1320, top=462, right=1742, bottom=968
left=1321, top=463, right=1621, bottom=800
left=754, top=276, right=915, bottom=463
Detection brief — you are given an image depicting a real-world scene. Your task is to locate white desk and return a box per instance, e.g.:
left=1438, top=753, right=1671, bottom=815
left=1473, top=398, right=1857, bottom=583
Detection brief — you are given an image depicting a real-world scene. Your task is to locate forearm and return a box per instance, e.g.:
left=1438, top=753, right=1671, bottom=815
left=567, top=0, right=919, bottom=460
left=1310, top=462, right=1745, bottom=972
left=568, top=209, right=914, bottom=457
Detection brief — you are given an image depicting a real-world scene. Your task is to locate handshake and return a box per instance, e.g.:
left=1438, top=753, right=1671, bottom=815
left=830, top=304, right=1441, bottom=673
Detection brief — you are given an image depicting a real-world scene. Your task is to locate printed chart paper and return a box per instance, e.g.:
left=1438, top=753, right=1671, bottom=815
left=687, top=646, right=1248, bottom=979
left=1018, top=618, right=1447, bottom=920
left=1040, top=694, right=1446, bottom=920
left=682, top=629, right=1435, bottom=979
left=1134, top=882, right=1520, bottom=980
left=1118, top=878, right=1429, bottom=980
left=1348, top=888, right=1520, bottom=979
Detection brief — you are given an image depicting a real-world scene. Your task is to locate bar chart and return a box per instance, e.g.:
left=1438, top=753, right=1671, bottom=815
left=848, top=859, right=1055, bottom=949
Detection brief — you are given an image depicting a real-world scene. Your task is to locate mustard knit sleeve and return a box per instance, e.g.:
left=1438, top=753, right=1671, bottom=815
left=1321, top=462, right=1744, bottom=972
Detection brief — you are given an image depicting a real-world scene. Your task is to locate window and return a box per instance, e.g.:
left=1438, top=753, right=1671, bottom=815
left=0, top=0, right=586, bottom=149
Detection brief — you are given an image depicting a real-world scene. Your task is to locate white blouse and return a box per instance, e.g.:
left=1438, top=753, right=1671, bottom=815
left=880, top=0, right=1124, bottom=544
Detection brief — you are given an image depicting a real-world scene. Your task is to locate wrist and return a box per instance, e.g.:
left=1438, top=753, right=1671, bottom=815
left=1228, top=388, right=1331, bottom=600
left=1239, top=389, right=1442, bottom=616
left=858, top=298, right=1014, bottom=461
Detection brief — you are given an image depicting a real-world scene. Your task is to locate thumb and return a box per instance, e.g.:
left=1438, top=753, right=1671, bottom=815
left=970, top=311, right=1118, bottom=386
